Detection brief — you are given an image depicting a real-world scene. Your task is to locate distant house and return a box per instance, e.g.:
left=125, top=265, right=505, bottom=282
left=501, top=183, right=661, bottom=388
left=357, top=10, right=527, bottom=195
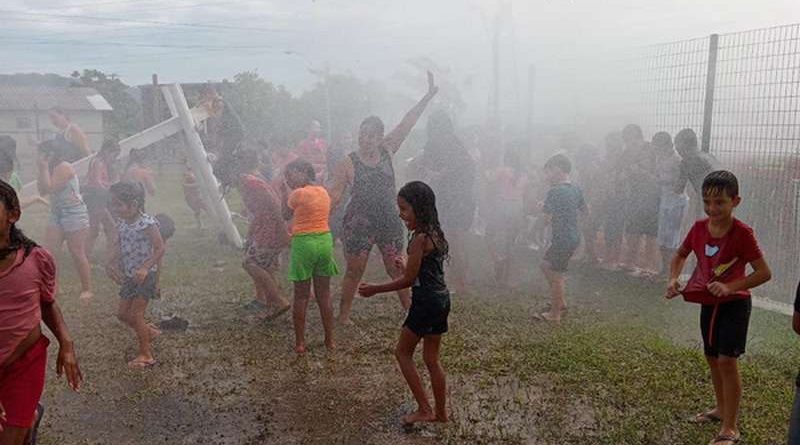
left=0, top=85, right=112, bottom=179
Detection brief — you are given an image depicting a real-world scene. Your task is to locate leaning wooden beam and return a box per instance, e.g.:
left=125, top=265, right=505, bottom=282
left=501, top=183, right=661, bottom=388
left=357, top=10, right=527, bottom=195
left=20, top=106, right=209, bottom=198
left=165, top=83, right=242, bottom=248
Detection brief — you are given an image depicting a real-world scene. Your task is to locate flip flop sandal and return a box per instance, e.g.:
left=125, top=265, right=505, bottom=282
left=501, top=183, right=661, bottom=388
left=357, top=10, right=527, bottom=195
left=691, top=410, right=722, bottom=424
left=532, top=312, right=561, bottom=322
left=710, top=434, right=740, bottom=444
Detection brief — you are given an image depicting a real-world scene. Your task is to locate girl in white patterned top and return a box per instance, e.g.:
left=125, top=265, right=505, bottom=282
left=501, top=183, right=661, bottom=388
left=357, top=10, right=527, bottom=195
left=106, top=182, right=165, bottom=369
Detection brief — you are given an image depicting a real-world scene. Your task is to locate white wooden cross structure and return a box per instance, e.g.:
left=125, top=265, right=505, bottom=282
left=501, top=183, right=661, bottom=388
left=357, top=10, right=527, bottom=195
left=21, top=83, right=243, bottom=248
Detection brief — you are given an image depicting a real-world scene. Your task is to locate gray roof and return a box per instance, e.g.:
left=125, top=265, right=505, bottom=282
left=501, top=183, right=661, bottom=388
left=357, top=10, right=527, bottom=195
left=0, top=85, right=113, bottom=111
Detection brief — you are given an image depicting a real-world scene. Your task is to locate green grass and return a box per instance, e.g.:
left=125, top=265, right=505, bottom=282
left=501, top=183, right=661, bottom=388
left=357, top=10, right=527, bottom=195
left=21, top=165, right=797, bottom=444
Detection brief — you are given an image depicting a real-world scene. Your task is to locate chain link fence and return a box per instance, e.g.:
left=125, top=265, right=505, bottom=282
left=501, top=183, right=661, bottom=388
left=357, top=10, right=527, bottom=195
left=630, top=24, right=800, bottom=303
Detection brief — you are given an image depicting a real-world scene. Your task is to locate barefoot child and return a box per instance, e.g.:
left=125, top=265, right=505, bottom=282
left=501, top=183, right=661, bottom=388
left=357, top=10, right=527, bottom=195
left=234, top=149, right=291, bottom=320
left=284, top=159, right=338, bottom=353
left=359, top=181, right=450, bottom=425
left=107, top=182, right=165, bottom=368
left=0, top=180, right=82, bottom=445
left=182, top=163, right=208, bottom=228
left=534, top=154, right=586, bottom=322
left=666, top=170, right=771, bottom=445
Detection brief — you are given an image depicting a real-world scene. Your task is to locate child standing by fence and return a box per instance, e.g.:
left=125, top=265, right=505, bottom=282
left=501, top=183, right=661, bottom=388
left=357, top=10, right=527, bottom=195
left=666, top=170, right=771, bottom=445
left=106, top=182, right=165, bottom=369
left=534, top=154, right=586, bottom=322
left=284, top=159, right=338, bottom=354
left=359, top=181, right=450, bottom=425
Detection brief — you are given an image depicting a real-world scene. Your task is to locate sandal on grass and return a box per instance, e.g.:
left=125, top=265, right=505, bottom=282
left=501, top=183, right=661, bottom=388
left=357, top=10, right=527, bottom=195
left=532, top=312, right=561, bottom=323
left=691, top=410, right=722, bottom=424
left=710, top=433, right=740, bottom=444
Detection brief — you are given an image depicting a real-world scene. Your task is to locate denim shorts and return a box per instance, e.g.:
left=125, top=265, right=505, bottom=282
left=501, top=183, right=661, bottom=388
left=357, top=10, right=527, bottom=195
left=119, top=271, right=159, bottom=300
left=49, top=205, right=89, bottom=233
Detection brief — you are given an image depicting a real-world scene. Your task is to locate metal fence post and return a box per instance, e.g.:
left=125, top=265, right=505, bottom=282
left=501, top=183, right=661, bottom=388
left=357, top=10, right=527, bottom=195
left=701, top=34, right=719, bottom=153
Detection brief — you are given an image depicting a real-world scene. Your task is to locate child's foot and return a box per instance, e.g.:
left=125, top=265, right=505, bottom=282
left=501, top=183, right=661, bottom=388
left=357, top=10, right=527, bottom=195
left=691, top=409, right=722, bottom=424
left=79, top=291, right=94, bottom=301
left=256, top=304, right=291, bottom=321
left=325, top=339, right=337, bottom=351
left=338, top=317, right=354, bottom=326
left=401, top=410, right=436, bottom=425
left=127, top=356, right=157, bottom=369
left=435, top=412, right=449, bottom=423
left=709, top=431, right=740, bottom=445
left=533, top=311, right=561, bottom=323
left=295, top=344, right=306, bottom=354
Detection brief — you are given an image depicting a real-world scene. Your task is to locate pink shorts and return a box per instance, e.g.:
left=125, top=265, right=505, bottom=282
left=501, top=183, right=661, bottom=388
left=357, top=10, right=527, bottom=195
left=0, top=336, right=49, bottom=428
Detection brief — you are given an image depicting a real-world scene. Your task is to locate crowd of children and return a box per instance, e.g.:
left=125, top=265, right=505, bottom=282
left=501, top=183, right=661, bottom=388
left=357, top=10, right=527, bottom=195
left=2, top=77, right=800, bottom=445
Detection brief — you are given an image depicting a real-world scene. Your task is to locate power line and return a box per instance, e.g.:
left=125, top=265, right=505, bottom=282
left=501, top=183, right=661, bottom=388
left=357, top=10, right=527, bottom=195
left=0, top=36, right=276, bottom=50
left=0, top=8, right=295, bottom=35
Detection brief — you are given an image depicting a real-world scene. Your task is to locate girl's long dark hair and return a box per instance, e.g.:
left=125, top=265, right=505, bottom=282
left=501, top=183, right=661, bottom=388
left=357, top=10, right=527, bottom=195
left=398, top=181, right=449, bottom=260
left=0, top=180, right=38, bottom=260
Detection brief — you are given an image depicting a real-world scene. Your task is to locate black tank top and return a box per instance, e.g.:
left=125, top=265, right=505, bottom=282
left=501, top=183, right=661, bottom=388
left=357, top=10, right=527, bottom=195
left=345, top=150, right=398, bottom=223
left=412, top=236, right=447, bottom=293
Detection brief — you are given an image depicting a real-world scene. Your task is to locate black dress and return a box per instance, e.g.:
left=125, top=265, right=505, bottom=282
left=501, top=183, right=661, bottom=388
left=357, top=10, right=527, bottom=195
left=403, top=237, right=451, bottom=336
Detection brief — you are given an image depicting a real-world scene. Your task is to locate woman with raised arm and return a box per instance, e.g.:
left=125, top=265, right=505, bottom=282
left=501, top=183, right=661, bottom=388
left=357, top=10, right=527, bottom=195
left=328, top=72, right=438, bottom=325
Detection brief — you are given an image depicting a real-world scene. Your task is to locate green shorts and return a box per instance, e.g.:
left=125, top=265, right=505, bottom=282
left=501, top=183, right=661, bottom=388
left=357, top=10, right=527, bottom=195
left=288, top=232, right=340, bottom=282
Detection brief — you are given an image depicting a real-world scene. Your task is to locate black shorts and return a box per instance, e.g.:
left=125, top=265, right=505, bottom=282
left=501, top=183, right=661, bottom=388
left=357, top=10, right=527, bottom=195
left=119, top=271, right=158, bottom=300
left=700, top=299, right=751, bottom=358
left=403, top=289, right=450, bottom=336
left=543, top=242, right=578, bottom=273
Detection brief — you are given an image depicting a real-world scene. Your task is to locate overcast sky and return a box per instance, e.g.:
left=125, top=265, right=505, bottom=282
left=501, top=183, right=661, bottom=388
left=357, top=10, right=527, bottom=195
left=2, top=0, right=799, bottom=124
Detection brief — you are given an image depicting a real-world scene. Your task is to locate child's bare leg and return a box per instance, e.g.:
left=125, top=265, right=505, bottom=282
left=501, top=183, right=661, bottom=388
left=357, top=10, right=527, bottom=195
left=293, top=280, right=312, bottom=353
left=381, top=249, right=411, bottom=310
left=422, top=335, right=448, bottom=422
left=313, top=276, right=336, bottom=350
left=65, top=228, right=93, bottom=299
left=704, top=356, right=724, bottom=420
left=117, top=299, right=133, bottom=326
left=395, top=328, right=434, bottom=424
left=339, top=252, right=368, bottom=324
left=540, top=262, right=566, bottom=319
left=243, top=261, right=268, bottom=305
left=717, top=355, right=741, bottom=436
left=129, top=297, right=154, bottom=363
left=262, top=264, right=289, bottom=309
left=0, top=425, right=30, bottom=445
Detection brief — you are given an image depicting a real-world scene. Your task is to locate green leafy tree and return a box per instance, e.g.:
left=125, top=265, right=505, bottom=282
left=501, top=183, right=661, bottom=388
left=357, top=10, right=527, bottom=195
left=70, top=69, right=141, bottom=140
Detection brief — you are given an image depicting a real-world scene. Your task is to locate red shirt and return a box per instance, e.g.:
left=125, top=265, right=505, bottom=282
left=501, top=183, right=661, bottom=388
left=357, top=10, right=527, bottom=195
left=239, top=175, right=289, bottom=249
left=0, top=247, right=57, bottom=366
left=678, top=218, right=763, bottom=304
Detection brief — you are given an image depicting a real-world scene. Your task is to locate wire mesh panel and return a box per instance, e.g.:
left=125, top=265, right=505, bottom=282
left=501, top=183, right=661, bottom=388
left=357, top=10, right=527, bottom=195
left=712, top=24, right=800, bottom=302
left=633, top=37, right=710, bottom=141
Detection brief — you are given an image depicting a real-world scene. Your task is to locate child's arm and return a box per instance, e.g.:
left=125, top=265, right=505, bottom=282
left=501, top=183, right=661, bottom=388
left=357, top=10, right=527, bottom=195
left=328, top=158, right=353, bottom=213
left=133, top=225, right=165, bottom=285
left=666, top=250, right=689, bottom=298
left=707, top=257, right=771, bottom=297
left=142, top=170, right=157, bottom=196
left=41, top=301, right=82, bottom=391
left=382, top=71, right=438, bottom=155
left=359, top=234, right=426, bottom=297
left=37, top=157, right=72, bottom=195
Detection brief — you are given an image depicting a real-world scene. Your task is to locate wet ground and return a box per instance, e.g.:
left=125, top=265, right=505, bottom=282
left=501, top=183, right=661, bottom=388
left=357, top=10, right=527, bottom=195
left=23, top=169, right=796, bottom=444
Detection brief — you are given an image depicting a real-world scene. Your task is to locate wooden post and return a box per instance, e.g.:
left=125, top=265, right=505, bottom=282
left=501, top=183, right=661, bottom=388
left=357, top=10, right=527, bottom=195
left=165, top=84, right=242, bottom=248
left=701, top=34, right=719, bottom=153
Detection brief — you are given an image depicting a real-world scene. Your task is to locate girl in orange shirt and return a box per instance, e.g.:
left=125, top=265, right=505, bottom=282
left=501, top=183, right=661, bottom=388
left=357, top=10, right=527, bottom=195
left=284, top=159, right=339, bottom=354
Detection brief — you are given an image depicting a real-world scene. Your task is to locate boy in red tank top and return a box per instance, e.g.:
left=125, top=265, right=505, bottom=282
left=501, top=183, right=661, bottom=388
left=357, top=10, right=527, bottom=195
left=666, top=170, right=771, bottom=445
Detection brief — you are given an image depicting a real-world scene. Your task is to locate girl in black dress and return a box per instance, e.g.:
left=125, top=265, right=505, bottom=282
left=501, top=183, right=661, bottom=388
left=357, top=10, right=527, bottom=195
left=359, top=181, right=450, bottom=425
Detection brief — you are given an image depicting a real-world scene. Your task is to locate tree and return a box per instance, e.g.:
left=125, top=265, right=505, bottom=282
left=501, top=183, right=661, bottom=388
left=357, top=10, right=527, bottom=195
left=70, top=69, right=141, bottom=140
